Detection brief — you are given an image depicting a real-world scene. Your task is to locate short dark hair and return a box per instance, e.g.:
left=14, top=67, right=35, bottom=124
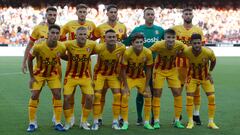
left=191, top=33, right=202, bottom=41
left=76, top=26, right=87, bottom=32
left=48, top=24, right=61, bottom=31
left=182, top=7, right=193, bottom=12
left=105, top=29, right=116, bottom=35
left=107, top=4, right=118, bottom=11
left=144, top=7, right=154, bottom=14
left=131, top=32, right=144, bottom=42
left=46, top=6, right=57, bottom=12
left=76, top=4, right=88, bottom=11
left=164, top=29, right=176, bottom=35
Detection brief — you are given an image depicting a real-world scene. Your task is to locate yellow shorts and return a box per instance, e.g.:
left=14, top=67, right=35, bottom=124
left=31, top=75, right=61, bottom=90
left=94, top=74, right=121, bottom=91
left=64, top=76, right=94, bottom=95
left=121, top=77, right=146, bottom=94
left=177, top=67, right=188, bottom=85
left=153, top=68, right=181, bottom=89
left=186, top=78, right=215, bottom=93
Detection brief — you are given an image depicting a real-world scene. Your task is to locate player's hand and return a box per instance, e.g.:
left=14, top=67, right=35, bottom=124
left=29, top=77, right=37, bottom=89
left=206, top=73, right=214, bottom=84
left=21, top=62, right=28, bottom=74
left=122, top=86, right=130, bottom=95
left=143, top=86, right=151, bottom=97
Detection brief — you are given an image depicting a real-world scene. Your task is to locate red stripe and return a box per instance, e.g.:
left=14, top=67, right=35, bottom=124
left=187, top=65, right=192, bottom=77
left=204, top=65, right=208, bottom=79
left=192, top=64, right=196, bottom=79
left=183, top=57, right=187, bottom=67
left=49, top=58, right=56, bottom=77
left=161, top=57, right=167, bottom=70
left=136, top=66, right=141, bottom=78
left=95, top=58, right=102, bottom=75
left=43, top=58, right=49, bottom=77
left=129, top=63, right=135, bottom=78
left=155, top=55, right=161, bottom=69
left=65, top=54, right=72, bottom=77
left=102, top=60, right=109, bottom=75
left=109, top=60, right=117, bottom=75
left=85, top=60, right=90, bottom=78
left=176, top=57, right=181, bottom=67
left=29, top=36, right=36, bottom=42
left=71, top=32, right=75, bottom=40
left=34, top=57, right=43, bottom=75
left=72, top=54, right=79, bottom=78
left=198, top=64, right=203, bottom=80
left=79, top=54, right=87, bottom=77
left=168, top=56, right=174, bottom=70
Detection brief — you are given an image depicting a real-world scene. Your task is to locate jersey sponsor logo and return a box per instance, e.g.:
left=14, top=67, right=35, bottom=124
left=144, top=37, right=159, bottom=43
left=155, top=30, right=159, bottom=35
left=119, top=28, right=123, bottom=33
left=86, top=47, right=91, bottom=53
left=88, top=26, right=92, bottom=31
left=43, top=59, right=57, bottom=65
left=142, top=56, right=147, bottom=62
left=72, top=55, right=89, bottom=62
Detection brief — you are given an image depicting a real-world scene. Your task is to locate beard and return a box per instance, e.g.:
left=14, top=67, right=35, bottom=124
left=47, top=19, right=56, bottom=25
left=184, top=19, right=192, bottom=24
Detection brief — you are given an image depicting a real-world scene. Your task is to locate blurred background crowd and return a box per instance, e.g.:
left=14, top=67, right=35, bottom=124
left=0, top=0, right=239, bottom=46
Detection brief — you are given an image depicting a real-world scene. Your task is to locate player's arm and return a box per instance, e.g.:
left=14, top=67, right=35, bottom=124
left=145, top=51, right=153, bottom=94
left=209, top=50, right=216, bottom=72
left=149, top=42, right=159, bottom=53
left=91, top=26, right=101, bottom=40
left=122, top=28, right=138, bottom=46
left=27, top=46, right=38, bottom=88
left=120, top=52, right=130, bottom=94
left=22, top=40, right=35, bottom=74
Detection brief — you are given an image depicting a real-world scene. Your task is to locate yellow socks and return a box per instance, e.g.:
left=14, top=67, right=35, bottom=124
left=152, top=97, right=160, bottom=121
left=174, top=96, right=182, bottom=120
left=186, top=96, right=194, bottom=121
left=208, top=95, right=215, bottom=120
left=28, top=99, right=38, bottom=123
left=112, top=93, right=121, bottom=120
left=82, top=107, right=91, bottom=123
left=121, top=94, right=129, bottom=122
left=53, top=99, right=63, bottom=124
left=194, top=86, right=201, bottom=115
left=64, top=109, right=72, bottom=123
left=144, top=98, right=151, bottom=122
left=93, top=93, right=101, bottom=120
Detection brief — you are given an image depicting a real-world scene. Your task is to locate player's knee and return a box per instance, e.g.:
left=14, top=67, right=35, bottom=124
left=85, top=94, right=93, bottom=104
left=121, top=94, right=129, bottom=105
left=186, top=95, right=194, bottom=103
left=207, top=94, right=215, bottom=104
left=113, top=93, right=121, bottom=104
left=94, top=92, right=102, bottom=103
left=31, top=91, right=40, bottom=100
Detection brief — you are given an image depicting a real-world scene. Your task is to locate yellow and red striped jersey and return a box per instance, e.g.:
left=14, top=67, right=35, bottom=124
left=29, top=24, right=49, bottom=42
left=29, top=40, right=66, bottom=77
left=93, top=22, right=127, bottom=42
left=94, top=42, right=126, bottom=76
left=64, top=39, right=96, bottom=78
left=172, top=25, right=204, bottom=68
left=121, top=47, right=153, bottom=78
left=150, top=40, right=187, bottom=70
left=183, top=46, right=216, bottom=80
left=60, top=20, right=96, bottom=40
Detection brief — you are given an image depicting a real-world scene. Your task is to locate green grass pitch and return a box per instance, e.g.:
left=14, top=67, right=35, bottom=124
left=0, top=57, right=239, bottom=135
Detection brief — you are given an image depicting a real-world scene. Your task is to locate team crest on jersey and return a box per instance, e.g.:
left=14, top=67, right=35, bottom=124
left=155, top=30, right=159, bottom=35
left=88, top=26, right=92, bottom=31
left=86, top=47, right=91, bottom=53
left=116, top=53, right=121, bottom=57
left=202, top=58, right=207, bottom=63
left=119, top=29, right=123, bottom=33
left=57, top=52, right=61, bottom=58
left=142, top=56, right=147, bottom=62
